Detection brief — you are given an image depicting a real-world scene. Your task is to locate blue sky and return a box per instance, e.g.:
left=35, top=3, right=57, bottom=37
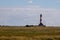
left=0, top=0, right=60, bottom=26
left=0, top=0, right=60, bottom=8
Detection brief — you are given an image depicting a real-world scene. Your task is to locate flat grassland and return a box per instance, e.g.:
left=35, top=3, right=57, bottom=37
left=0, top=26, right=60, bottom=40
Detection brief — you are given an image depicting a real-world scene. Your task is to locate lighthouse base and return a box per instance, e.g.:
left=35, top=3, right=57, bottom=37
left=39, top=23, right=45, bottom=27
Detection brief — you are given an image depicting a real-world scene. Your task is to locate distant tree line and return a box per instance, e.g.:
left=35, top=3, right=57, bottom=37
left=25, top=25, right=34, bottom=27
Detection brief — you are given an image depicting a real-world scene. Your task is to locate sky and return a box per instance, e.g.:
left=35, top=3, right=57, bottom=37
left=0, top=0, right=60, bottom=26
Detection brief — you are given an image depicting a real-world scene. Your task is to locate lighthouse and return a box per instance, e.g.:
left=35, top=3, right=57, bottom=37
left=39, top=14, right=45, bottom=26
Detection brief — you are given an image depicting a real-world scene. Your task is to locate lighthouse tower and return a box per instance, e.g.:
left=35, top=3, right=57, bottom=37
left=39, top=14, right=45, bottom=26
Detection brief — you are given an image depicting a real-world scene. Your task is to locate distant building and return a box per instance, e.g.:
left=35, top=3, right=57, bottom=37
left=39, top=14, right=46, bottom=27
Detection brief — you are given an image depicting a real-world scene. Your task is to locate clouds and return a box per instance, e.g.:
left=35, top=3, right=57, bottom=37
left=28, top=0, right=32, bottom=3
left=0, top=5, right=60, bottom=26
left=0, top=0, right=60, bottom=26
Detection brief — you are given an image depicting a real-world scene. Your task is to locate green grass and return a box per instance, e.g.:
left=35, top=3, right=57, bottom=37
left=0, top=26, right=60, bottom=40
